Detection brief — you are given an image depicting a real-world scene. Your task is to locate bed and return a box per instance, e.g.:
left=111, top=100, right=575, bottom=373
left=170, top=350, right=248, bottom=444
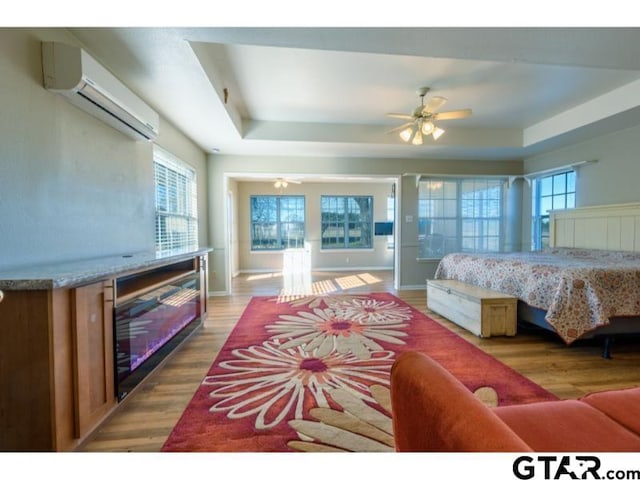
left=433, top=202, right=640, bottom=355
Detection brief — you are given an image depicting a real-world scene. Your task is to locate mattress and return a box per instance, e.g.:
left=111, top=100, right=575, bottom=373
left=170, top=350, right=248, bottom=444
left=434, top=248, right=640, bottom=344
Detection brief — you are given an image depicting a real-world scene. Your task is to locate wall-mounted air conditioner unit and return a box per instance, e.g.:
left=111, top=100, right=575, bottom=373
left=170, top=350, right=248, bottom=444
left=42, top=41, right=160, bottom=142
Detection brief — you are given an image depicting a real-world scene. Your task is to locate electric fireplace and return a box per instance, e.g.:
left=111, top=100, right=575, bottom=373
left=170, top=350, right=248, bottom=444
left=114, top=258, right=203, bottom=400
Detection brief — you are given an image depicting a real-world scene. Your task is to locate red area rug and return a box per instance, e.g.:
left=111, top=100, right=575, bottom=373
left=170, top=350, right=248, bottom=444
left=161, top=293, right=556, bottom=452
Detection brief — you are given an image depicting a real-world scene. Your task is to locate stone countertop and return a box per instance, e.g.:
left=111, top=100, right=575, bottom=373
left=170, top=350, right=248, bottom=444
left=0, top=247, right=212, bottom=290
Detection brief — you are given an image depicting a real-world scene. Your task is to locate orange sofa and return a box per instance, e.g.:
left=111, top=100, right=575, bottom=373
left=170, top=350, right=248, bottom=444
left=390, top=351, right=640, bottom=452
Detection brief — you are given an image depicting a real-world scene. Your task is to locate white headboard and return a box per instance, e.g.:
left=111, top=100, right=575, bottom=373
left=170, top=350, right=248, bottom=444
left=550, top=202, right=640, bottom=251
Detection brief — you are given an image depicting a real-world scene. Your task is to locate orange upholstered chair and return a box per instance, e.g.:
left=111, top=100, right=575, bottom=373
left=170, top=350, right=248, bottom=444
left=390, top=351, right=640, bottom=452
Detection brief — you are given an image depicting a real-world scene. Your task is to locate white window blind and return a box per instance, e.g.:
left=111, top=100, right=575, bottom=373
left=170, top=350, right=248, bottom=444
left=153, top=146, right=198, bottom=253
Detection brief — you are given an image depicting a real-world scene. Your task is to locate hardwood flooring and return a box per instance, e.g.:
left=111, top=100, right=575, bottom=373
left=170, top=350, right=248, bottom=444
left=81, top=270, right=640, bottom=452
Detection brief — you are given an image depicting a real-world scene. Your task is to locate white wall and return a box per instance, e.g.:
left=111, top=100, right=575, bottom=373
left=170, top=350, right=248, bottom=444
left=227, top=178, right=240, bottom=278
left=236, top=181, right=394, bottom=273
left=0, top=28, right=208, bottom=270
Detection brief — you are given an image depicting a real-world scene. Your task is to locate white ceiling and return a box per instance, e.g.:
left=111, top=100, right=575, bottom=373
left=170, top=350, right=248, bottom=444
left=68, top=27, right=640, bottom=162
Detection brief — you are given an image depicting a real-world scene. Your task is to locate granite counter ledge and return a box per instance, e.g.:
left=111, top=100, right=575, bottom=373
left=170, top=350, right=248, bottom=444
left=0, top=247, right=212, bottom=290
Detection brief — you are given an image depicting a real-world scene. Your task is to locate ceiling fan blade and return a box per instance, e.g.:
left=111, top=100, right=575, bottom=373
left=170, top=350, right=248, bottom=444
left=423, top=96, right=447, bottom=114
left=385, top=121, right=413, bottom=135
left=386, top=113, right=414, bottom=120
left=287, top=179, right=302, bottom=184
left=432, top=109, right=472, bottom=121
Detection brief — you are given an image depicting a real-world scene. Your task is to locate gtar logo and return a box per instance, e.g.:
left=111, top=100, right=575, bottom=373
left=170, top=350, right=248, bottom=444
left=513, top=455, right=602, bottom=480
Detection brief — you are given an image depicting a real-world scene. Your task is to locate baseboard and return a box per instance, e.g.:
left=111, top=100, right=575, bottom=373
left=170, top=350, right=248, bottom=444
left=236, top=269, right=279, bottom=274
left=208, top=290, right=229, bottom=297
left=398, top=284, right=427, bottom=290
left=314, top=266, right=393, bottom=272
left=236, top=267, right=393, bottom=274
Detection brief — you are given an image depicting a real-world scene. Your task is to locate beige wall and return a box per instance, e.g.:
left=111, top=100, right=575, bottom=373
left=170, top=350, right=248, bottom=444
left=0, top=28, right=208, bottom=270
left=235, top=181, right=394, bottom=273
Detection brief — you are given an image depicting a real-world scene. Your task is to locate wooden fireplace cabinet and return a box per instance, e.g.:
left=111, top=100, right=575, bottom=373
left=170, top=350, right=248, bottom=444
left=0, top=252, right=208, bottom=451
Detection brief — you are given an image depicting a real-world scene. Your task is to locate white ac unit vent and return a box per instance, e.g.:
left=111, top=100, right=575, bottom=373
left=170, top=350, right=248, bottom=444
left=42, top=41, right=160, bottom=142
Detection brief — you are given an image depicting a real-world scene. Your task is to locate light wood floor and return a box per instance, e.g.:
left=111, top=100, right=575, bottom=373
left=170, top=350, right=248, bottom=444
left=81, top=270, right=640, bottom=452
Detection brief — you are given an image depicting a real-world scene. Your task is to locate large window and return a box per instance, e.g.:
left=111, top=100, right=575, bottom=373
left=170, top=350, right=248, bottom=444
left=153, top=146, right=198, bottom=254
left=250, top=195, right=305, bottom=250
left=418, top=178, right=505, bottom=259
left=321, top=196, right=373, bottom=249
left=531, top=170, right=576, bottom=250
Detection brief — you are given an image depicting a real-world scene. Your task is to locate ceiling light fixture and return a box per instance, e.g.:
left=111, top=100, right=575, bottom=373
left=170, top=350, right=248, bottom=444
left=432, top=126, right=445, bottom=140
left=386, top=87, right=471, bottom=146
left=399, top=127, right=412, bottom=142
left=421, top=121, right=434, bottom=135
left=274, top=179, right=288, bottom=189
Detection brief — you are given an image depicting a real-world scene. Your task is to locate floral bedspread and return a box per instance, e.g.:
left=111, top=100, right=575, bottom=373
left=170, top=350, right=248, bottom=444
left=434, top=247, right=640, bottom=344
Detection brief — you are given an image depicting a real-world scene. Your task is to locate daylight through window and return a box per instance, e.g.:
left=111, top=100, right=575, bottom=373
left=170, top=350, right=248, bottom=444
left=418, top=177, right=505, bottom=259
left=321, top=196, right=373, bottom=249
left=250, top=195, right=305, bottom=250
left=531, top=170, right=576, bottom=250
left=153, top=146, right=198, bottom=254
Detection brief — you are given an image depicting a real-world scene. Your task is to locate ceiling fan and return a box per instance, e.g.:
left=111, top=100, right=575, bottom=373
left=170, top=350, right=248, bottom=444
left=273, top=177, right=302, bottom=189
left=387, top=87, right=472, bottom=145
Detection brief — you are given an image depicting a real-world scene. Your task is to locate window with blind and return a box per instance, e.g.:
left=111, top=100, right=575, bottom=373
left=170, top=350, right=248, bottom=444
left=250, top=195, right=305, bottom=250
left=153, top=146, right=198, bottom=253
left=531, top=170, right=576, bottom=250
left=321, top=195, right=373, bottom=249
left=417, top=177, right=505, bottom=259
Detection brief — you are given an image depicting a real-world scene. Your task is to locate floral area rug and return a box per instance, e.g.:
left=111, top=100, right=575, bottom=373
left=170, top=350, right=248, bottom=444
left=161, top=293, right=556, bottom=452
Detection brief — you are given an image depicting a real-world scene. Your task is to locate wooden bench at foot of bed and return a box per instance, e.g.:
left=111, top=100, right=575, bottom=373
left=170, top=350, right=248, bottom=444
left=427, top=279, right=517, bottom=338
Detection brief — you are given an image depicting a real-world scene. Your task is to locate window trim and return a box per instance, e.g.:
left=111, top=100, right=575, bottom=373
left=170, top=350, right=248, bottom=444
left=386, top=194, right=395, bottom=249
left=417, top=176, right=506, bottom=260
left=249, top=195, right=306, bottom=251
left=153, top=146, right=198, bottom=254
left=320, top=195, right=374, bottom=250
left=531, top=169, right=576, bottom=251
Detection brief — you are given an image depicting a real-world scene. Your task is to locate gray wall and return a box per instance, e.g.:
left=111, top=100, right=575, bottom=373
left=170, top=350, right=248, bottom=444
left=521, top=124, right=640, bottom=245
left=0, top=28, right=208, bottom=270
left=11, top=27, right=637, bottom=291
left=208, top=154, right=523, bottom=293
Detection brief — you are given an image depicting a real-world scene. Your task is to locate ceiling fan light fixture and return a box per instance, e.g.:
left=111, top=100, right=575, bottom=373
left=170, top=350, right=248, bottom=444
left=399, top=127, right=413, bottom=142
left=388, top=86, right=470, bottom=145
left=432, top=126, right=445, bottom=140
left=421, top=121, right=435, bottom=135
left=274, top=179, right=288, bottom=189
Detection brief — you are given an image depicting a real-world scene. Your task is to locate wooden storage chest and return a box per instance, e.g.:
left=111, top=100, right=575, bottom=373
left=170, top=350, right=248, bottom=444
left=427, top=279, right=517, bottom=338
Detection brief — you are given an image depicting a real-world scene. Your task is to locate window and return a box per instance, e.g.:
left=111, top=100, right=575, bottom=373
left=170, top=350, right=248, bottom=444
left=386, top=194, right=395, bottom=248
left=250, top=195, right=305, bottom=250
left=153, top=146, right=198, bottom=253
left=418, top=178, right=505, bottom=259
left=531, top=170, right=576, bottom=250
left=321, top=196, right=373, bottom=249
